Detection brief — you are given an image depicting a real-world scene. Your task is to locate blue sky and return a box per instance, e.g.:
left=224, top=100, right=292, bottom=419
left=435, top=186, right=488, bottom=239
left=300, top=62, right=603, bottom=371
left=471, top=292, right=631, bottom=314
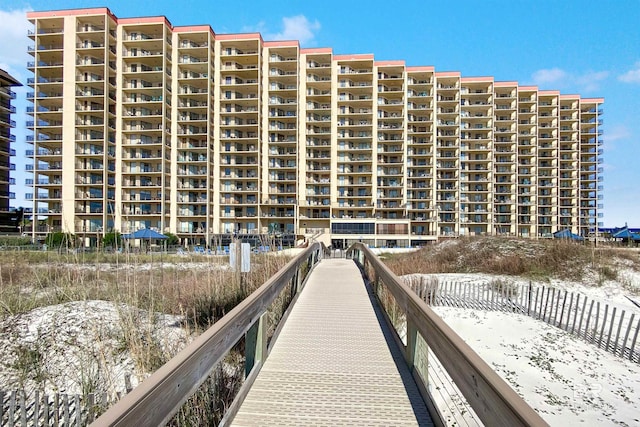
left=0, top=0, right=638, bottom=227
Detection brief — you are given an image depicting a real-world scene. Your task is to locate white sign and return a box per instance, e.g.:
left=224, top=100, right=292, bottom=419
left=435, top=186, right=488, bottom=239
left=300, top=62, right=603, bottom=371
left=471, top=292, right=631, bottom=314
left=241, top=243, right=251, bottom=272
left=229, top=242, right=251, bottom=272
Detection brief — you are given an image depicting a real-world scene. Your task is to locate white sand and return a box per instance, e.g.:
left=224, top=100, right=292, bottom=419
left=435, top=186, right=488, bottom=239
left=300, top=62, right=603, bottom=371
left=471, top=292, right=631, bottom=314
left=0, top=300, right=188, bottom=398
left=432, top=307, right=640, bottom=426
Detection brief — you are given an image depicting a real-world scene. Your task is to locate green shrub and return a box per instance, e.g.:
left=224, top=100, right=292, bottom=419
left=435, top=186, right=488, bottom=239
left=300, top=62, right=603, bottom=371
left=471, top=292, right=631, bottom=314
left=45, top=231, right=76, bottom=249
left=164, top=232, right=179, bottom=246
left=0, top=236, right=33, bottom=246
left=103, top=231, right=122, bottom=248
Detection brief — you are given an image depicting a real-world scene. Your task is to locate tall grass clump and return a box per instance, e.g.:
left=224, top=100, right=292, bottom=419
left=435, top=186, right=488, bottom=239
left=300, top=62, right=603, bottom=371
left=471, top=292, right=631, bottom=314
left=382, top=236, right=631, bottom=283
left=0, top=248, right=293, bottom=406
left=169, top=349, right=245, bottom=426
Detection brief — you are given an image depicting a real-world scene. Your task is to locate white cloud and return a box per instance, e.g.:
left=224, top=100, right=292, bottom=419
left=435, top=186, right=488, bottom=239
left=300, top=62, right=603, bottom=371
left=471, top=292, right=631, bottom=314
left=618, top=61, right=640, bottom=83
left=242, top=21, right=267, bottom=34
left=532, top=68, right=568, bottom=85
left=264, top=15, right=321, bottom=46
left=0, top=8, right=32, bottom=80
left=604, top=124, right=631, bottom=143
left=530, top=67, right=608, bottom=93
left=575, top=70, right=609, bottom=92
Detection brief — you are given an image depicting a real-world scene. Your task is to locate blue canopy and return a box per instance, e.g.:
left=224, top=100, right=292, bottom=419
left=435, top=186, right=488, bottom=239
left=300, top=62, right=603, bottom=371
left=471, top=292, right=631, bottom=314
left=553, top=229, right=584, bottom=241
left=613, top=227, right=640, bottom=240
left=123, top=228, right=168, bottom=240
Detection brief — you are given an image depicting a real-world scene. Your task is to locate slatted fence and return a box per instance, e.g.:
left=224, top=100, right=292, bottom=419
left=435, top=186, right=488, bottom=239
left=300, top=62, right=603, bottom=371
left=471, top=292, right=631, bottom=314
left=0, top=390, right=109, bottom=427
left=407, top=277, right=640, bottom=363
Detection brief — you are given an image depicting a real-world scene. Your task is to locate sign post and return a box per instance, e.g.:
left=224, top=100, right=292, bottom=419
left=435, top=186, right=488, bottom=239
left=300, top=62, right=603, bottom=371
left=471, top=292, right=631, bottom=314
left=230, top=241, right=251, bottom=293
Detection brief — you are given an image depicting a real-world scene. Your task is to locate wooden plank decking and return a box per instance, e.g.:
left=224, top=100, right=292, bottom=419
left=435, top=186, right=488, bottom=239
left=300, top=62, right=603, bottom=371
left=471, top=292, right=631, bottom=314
left=232, top=258, right=433, bottom=426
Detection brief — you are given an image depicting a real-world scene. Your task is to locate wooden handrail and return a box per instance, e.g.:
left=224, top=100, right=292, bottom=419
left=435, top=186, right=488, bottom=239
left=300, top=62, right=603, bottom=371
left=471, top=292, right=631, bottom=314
left=92, top=243, right=326, bottom=426
left=347, top=243, right=548, bottom=427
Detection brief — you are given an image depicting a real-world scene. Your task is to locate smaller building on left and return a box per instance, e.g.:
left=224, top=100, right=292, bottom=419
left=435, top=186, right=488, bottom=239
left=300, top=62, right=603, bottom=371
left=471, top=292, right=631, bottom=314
left=0, top=69, right=23, bottom=233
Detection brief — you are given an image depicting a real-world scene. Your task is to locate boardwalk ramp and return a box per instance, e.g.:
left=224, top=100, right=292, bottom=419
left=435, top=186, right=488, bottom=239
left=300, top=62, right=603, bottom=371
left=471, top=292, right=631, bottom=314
left=232, top=258, right=433, bottom=426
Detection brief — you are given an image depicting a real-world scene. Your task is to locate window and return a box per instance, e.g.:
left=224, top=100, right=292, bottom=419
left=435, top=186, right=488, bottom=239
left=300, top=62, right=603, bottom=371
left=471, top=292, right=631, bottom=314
left=331, top=222, right=375, bottom=235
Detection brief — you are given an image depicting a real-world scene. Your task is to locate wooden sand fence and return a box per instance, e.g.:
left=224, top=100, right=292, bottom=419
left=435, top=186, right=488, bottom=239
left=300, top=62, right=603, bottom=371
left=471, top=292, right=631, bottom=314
left=408, top=277, right=640, bottom=364
left=0, top=390, right=111, bottom=427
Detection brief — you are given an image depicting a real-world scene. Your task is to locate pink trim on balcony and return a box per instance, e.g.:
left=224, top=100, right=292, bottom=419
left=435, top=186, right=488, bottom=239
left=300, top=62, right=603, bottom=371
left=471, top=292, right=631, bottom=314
left=461, top=76, right=493, bottom=83
left=435, top=71, right=460, bottom=77
left=407, top=66, right=435, bottom=72
left=301, top=47, right=332, bottom=54
left=334, top=54, right=374, bottom=61
left=216, top=33, right=263, bottom=41
left=375, top=60, right=405, bottom=66
left=118, top=16, right=173, bottom=29
left=264, top=40, right=299, bottom=47
left=28, top=7, right=116, bottom=21
left=495, top=81, right=518, bottom=87
left=174, top=25, right=215, bottom=36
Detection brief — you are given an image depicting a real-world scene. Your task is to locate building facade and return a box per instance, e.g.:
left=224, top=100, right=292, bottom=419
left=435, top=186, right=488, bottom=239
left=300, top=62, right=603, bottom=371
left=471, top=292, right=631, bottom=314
left=0, top=69, right=19, bottom=214
left=26, top=8, right=604, bottom=247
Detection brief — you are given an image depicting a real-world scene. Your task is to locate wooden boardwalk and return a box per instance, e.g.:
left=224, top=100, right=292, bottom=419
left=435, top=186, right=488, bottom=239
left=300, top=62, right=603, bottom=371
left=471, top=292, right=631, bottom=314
left=232, top=258, right=433, bottom=426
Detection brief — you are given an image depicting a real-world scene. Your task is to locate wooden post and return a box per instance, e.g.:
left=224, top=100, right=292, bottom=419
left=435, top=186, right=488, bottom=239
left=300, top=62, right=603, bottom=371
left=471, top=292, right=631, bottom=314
left=44, top=394, right=50, bottom=426
left=8, top=391, right=15, bottom=425
left=548, top=288, right=556, bottom=324
left=552, top=289, right=559, bottom=323
left=20, top=391, right=27, bottom=426
left=245, top=313, right=268, bottom=377
left=406, top=318, right=418, bottom=370
left=613, top=310, right=625, bottom=355
left=518, top=283, right=523, bottom=312
left=236, top=242, right=243, bottom=293
left=63, top=393, right=70, bottom=425
left=629, top=317, right=640, bottom=361
left=598, top=304, right=609, bottom=347
left=592, top=302, right=601, bottom=344
left=288, top=270, right=296, bottom=302
left=34, top=391, right=40, bottom=427
left=557, top=291, right=568, bottom=328
left=564, top=293, right=574, bottom=331
left=542, top=287, right=551, bottom=322
left=75, top=395, right=81, bottom=426
left=491, top=282, right=497, bottom=310
left=605, top=307, right=616, bottom=351
left=584, top=300, right=595, bottom=341
left=622, top=313, right=635, bottom=358
left=87, top=393, right=95, bottom=423
left=571, top=294, right=581, bottom=334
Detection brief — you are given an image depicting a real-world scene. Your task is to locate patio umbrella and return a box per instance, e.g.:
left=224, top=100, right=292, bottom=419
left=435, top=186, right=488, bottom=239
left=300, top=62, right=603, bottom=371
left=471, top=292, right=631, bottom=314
left=125, top=228, right=168, bottom=240
left=122, top=228, right=168, bottom=251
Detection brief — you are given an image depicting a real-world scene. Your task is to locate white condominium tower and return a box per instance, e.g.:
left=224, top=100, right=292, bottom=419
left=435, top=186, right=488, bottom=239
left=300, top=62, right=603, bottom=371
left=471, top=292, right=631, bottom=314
left=26, top=8, right=603, bottom=247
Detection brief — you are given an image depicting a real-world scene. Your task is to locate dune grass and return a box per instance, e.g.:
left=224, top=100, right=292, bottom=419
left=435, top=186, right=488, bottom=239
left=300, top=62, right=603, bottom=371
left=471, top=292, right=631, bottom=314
left=0, top=250, right=291, bottom=323
left=0, top=249, right=292, bottom=409
left=382, top=237, right=640, bottom=284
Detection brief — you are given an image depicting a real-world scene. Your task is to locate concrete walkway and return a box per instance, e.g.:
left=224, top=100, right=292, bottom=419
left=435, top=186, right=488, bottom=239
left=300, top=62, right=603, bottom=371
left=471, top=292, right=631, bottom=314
left=232, top=258, right=433, bottom=426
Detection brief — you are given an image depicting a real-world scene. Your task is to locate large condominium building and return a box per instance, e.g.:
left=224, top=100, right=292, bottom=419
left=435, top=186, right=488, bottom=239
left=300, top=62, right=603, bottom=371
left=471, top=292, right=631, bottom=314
left=0, top=70, right=19, bottom=212
left=26, top=8, right=604, bottom=248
